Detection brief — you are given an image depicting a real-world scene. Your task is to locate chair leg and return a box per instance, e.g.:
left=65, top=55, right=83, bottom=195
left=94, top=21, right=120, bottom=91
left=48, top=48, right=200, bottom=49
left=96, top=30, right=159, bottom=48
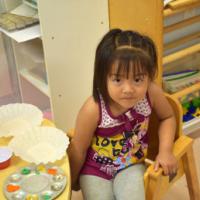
left=146, top=175, right=162, bottom=200
left=183, top=146, right=200, bottom=200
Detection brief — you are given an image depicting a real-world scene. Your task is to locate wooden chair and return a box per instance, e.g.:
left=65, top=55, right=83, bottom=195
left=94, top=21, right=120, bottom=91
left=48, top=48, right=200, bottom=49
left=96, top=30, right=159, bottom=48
left=144, top=93, right=200, bottom=200
left=67, top=94, right=200, bottom=200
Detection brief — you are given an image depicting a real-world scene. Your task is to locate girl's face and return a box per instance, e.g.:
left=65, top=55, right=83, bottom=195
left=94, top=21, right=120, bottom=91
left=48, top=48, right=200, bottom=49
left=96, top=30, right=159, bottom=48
left=107, top=62, right=149, bottom=114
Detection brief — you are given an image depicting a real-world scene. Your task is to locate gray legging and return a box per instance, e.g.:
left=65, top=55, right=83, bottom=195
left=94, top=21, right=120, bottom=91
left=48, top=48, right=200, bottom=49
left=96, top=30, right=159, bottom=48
left=80, top=164, right=146, bottom=200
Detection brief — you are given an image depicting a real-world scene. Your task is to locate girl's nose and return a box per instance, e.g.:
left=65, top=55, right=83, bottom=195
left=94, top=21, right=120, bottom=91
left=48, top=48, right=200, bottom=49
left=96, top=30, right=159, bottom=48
left=122, top=82, right=134, bottom=94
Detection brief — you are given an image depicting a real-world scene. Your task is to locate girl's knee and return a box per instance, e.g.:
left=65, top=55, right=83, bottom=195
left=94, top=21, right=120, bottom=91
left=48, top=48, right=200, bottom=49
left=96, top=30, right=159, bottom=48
left=80, top=175, right=114, bottom=200
left=113, top=164, right=145, bottom=200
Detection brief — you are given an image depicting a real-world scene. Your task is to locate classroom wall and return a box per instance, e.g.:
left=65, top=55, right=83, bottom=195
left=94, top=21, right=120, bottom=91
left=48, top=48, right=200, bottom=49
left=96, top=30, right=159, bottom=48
left=38, top=0, right=109, bottom=131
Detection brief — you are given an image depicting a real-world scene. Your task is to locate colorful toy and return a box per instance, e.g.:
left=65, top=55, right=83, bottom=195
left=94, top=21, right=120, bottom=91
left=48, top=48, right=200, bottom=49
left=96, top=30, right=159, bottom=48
left=182, top=96, right=200, bottom=122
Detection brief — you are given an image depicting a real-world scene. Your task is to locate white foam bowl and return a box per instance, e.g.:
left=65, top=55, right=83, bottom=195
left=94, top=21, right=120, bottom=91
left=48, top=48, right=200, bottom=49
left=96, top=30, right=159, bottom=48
left=8, top=126, right=69, bottom=164
left=0, top=103, right=43, bottom=137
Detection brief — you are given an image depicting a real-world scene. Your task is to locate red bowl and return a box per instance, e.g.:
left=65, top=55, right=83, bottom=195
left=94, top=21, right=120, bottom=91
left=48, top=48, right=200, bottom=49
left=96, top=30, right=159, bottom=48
left=0, top=147, right=13, bottom=170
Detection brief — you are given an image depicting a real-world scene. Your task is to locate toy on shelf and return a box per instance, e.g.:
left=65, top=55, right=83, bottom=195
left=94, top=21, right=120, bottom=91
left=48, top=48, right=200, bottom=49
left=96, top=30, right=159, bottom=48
left=182, top=96, right=200, bottom=123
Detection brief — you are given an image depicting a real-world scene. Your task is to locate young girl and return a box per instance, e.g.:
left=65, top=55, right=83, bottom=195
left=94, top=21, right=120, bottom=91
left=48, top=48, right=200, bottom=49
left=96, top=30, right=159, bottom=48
left=68, top=29, right=178, bottom=200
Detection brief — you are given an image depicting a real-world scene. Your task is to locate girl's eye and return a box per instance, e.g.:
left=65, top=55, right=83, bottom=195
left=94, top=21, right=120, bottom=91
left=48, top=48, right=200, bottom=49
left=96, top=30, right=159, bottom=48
left=111, top=76, right=123, bottom=85
left=110, top=75, right=122, bottom=83
left=135, top=78, right=141, bottom=82
left=114, top=78, right=121, bottom=82
left=134, top=77, right=144, bottom=83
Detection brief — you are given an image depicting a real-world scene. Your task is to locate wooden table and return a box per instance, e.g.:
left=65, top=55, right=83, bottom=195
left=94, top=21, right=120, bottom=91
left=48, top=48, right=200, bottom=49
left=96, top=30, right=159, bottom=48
left=0, top=120, right=71, bottom=200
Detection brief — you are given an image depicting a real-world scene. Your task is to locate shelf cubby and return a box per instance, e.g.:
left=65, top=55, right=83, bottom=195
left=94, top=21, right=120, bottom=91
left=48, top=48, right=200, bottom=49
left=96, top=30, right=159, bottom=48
left=164, top=0, right=200, bottom=17
left=163, top=43, right=200, bottom=65
left=163, top=0, right=200, bottom=135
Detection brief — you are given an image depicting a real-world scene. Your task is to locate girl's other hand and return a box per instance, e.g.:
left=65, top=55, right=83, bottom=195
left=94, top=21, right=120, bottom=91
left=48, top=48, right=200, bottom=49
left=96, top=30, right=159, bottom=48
left=154, top=152, right=178, bottom=175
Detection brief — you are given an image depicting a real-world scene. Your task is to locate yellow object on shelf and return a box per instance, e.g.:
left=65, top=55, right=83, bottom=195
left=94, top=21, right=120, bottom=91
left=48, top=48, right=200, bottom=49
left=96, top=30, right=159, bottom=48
left=0, top=12, right=39, bottom=32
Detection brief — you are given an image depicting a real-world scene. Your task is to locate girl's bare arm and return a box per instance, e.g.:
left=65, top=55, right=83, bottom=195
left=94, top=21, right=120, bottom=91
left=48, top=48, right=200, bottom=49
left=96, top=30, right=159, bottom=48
left=67, top=96, right=99, bottom=189
left=148, top=82, right=177, bottom=175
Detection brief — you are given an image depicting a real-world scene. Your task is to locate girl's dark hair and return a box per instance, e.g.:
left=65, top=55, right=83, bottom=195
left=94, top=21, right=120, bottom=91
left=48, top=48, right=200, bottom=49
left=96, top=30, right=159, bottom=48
left=92, top=28, right=158, bottom=103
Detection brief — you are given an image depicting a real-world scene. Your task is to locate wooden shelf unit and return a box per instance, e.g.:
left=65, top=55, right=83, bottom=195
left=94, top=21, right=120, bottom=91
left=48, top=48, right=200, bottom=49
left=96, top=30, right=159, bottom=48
left=164, top=0, right=200, bottom=17
left=163, top=43, right=200, bottom=65
left=172, top=82, right=200, bottom=99
left=164, top=31, right=200, bottom=50
left=164, top=15, right=200, bottom=33
left=163, top=0, right=200, bottom=135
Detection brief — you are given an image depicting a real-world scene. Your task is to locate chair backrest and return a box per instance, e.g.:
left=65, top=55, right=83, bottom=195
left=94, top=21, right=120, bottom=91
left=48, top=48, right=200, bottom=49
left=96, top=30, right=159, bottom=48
left=147, top=93, right=183, bottom=160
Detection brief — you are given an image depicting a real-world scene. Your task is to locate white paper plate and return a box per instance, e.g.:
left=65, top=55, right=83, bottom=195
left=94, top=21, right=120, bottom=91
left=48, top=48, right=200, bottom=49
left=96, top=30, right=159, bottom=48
left=0, top=103, right=43, bottom=137
left=9, top=126, right=69, bottom=164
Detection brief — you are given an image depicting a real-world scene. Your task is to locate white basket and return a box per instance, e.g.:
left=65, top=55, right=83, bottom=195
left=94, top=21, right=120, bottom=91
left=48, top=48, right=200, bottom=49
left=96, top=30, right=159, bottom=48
left=9, top=126, right=69, bottom=164
left=0, top=103, right=43, bottom=137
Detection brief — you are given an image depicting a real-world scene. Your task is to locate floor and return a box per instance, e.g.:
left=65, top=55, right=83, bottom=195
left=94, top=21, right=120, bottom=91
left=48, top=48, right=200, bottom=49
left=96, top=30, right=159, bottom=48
left=71, top=132, right=200, bottom=200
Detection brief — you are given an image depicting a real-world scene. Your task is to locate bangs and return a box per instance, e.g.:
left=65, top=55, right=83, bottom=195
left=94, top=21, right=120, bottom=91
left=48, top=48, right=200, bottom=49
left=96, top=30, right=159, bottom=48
left=109, top=49, right=153, bottom=78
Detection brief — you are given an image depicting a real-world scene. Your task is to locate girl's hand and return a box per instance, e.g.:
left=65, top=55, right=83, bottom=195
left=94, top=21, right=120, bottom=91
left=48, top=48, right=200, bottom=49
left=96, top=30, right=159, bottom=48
left=154, top=152, right=178, bottom=175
